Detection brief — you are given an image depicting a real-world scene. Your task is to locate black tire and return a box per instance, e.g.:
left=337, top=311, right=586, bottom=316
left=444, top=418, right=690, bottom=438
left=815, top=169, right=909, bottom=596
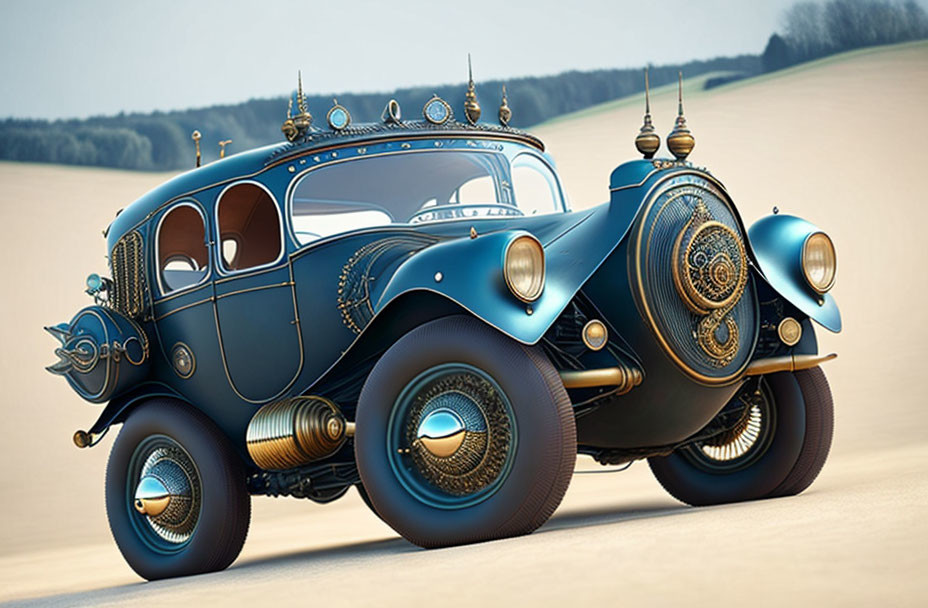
left=105, top=398, right=251, bottom=580
left=354, top=315, right=576, bottom=548
left=648, top=366, right=833, bottom=506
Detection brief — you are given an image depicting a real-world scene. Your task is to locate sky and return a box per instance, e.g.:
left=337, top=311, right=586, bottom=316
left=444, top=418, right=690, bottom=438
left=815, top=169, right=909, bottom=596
left=2, top=0, right=815, bottom=120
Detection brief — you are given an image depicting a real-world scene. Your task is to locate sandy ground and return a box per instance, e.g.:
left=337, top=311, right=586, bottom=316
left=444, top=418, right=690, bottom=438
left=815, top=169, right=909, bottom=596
left=1, top=41, right=927, bottom=605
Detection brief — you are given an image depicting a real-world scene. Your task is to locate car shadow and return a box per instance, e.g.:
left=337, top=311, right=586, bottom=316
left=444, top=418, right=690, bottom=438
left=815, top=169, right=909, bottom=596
left=8, top=502, right=691, bottom=607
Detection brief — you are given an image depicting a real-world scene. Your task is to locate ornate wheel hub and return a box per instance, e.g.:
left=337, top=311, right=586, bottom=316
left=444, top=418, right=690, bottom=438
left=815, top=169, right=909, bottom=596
left=684, top=380, right=776, bottom=472
left=390, top=365, right=514, bottom=506
left=131, top=443, right=201, bottom=545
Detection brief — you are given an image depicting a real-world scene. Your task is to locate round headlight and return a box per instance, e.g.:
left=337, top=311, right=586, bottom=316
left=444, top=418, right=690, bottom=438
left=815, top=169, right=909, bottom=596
left=504, top=235, right=545, bottom=302
left=802, top=232, right=837, bottom=294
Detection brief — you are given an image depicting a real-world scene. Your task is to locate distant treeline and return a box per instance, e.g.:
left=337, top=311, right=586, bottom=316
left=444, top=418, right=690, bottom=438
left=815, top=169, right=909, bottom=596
left=0, top=56, right=759, bottom=171
left=2, top=0, right=925, bottom=172
left=762, top=0, right=928, bottom=72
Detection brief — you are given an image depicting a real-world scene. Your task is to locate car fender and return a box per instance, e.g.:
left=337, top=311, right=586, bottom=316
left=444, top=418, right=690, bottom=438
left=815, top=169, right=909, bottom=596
left=85, top=382, right=187, bottom=436
left=374, top=201, right=635, bottom=345
left=748, top=213, right=841, bottom=332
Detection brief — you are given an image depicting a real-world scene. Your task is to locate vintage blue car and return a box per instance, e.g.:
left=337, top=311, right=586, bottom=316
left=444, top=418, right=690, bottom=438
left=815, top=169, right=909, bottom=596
left=47, top=70, right=839, bottom=580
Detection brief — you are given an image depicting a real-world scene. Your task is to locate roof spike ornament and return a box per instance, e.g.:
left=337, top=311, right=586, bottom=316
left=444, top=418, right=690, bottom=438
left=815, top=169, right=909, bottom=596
left=498, top=84, right=512, bottom=127
left=464, top=53, right=481, bottom=125
left=281, top=96, right=298, bottom=142
left=634, top=68, right=660, bottom=159
left=292, top=70, right=313, bottom=136
left=667, top=70, right=696, bottom=161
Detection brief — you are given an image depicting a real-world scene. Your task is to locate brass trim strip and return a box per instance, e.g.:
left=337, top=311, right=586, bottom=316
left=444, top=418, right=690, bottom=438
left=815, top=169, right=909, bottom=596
left=154, top=296, right=215, bottom=321
left=214, top=281, right=294, bottom=300
left=559, top=366, right=643, bottom=392
left=744, top=353, right=837, bottom=376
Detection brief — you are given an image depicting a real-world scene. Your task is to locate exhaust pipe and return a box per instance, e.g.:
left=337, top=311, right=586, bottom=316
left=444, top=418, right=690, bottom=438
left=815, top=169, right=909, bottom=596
left=246, top=396, right=354, bottom=470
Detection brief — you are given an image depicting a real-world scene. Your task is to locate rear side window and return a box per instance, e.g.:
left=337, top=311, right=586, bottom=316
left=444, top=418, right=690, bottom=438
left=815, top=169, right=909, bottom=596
left=157, top=204, right=209, bottom=294
left=216, top=183, right=282, bottom=272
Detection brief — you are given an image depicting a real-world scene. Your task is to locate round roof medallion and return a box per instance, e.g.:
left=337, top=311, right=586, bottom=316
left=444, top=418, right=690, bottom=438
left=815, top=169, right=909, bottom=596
left=171, top=343, right=195, bottom=379
left=326, top=99, right=351, bottom=131
left=423, top=95, right=452, bottom=125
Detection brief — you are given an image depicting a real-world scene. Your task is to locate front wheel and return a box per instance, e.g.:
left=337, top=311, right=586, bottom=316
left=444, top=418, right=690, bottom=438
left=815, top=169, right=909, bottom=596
left=355, top=316, right=576, bottom=548
left=648, top=366, right=834, bottom=506
left=105, top=399, right=251, bottom=580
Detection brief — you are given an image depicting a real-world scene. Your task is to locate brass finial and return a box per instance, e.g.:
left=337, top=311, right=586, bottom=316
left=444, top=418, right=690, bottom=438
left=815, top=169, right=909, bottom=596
left=667, top=71, right=695, bottom=161
left=282, top=97, right=298, bottom=141
left=191, top=130, right=201, bottom=167
left=498, top=84, right=512, bottom=127
left=218, top=139, right=232, bottom=159
left=634, top=68, right=660, bottom=159
left=292, top=70, right=313, bottom=135
left=464, top=54, right=481, bottom=125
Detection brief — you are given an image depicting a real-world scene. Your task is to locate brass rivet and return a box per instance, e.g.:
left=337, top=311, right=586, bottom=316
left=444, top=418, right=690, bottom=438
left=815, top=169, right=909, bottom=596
left=434, top=272, right=443, bottom=283
left=526, top=305, right=533, bottom=315
left=288, top=166, right=295, bottom=173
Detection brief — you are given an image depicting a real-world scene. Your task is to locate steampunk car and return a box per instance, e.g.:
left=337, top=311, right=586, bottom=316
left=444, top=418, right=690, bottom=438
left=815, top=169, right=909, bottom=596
left=47, top=66, right=839, bottom=580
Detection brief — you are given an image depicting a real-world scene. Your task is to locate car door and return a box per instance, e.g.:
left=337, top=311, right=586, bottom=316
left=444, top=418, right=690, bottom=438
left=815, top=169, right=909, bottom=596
left=212, top=181, right=303, bottom=403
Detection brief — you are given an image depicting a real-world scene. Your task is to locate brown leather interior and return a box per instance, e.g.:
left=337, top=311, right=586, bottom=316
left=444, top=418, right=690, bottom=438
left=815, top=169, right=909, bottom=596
left=158, top=205, right=207, bottom=269
left=217, top=183, right=281, bottom=271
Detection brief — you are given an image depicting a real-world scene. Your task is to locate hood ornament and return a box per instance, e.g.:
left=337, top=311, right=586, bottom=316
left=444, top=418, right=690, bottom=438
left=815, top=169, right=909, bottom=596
left=464, top=54, right=481, bottom=125
left=498, top=84, right=512, bottom=127
left=281, top=98, right=297, bottom=142
left=191, top=130, right=202, bottom=167
left=667, top=71, right=695, bottom=161
left=635, top=68, right=660, bottom=159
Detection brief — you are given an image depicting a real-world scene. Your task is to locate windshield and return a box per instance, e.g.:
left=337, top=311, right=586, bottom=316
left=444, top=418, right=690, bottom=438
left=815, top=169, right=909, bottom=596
left=290, top=150, right=563, bottom=245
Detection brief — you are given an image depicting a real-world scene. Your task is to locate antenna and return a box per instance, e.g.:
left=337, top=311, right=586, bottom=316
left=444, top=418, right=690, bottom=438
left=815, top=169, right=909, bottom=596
left=634, top=67, right=660, bottom=159
left=667, top=70, right=695, bottom=161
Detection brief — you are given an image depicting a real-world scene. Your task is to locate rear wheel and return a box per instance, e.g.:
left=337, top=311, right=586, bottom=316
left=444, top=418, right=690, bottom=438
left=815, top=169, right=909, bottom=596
left=648, top=367, right=834, bottom=506
left=355, top=316, right=576, bottom=548
left=105, top=399, right=251, bottom=580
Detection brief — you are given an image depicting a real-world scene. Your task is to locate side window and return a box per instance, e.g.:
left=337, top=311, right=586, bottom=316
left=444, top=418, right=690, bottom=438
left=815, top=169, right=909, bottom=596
left=510, top=154, right=561, bottom=216
left=157, top=204, right=209, bottom=294
left=217, top=183, right=282, bottom=272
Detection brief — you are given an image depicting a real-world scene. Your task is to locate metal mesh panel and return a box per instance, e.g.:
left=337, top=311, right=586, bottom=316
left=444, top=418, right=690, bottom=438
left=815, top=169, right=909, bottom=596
left=110, top=230, right=147, bottom=318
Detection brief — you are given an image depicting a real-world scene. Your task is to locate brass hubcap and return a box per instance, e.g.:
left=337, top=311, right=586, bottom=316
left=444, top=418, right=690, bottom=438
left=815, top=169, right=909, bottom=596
left=132, top=445, right=200, bottom=544
left=416, top=409, right=466, bottom=458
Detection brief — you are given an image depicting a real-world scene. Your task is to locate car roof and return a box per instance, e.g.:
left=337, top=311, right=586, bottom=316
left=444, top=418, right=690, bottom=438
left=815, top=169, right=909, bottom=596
left=105, top=120, right=545, bottom=251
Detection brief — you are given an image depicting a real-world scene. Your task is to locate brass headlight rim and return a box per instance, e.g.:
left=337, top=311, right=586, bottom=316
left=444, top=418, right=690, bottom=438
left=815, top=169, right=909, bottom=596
left=801, top=231, right=837, bottom=295
left=777, top=317, right=802, bottom=347
left=503, top=234, right=545, bottom=303
left=581, top=319, right=609, bottom=351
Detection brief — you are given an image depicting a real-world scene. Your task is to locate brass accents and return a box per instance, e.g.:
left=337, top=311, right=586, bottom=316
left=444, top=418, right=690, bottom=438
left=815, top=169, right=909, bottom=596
left=134, top=476, right=171, bottom=516
left=417, top=409, right=467, bottom=458
left=434, top=271, right=443, bottom=283
left=635, top=68, right=660, bottom=159
left=503, top=234, right=545, bottom=303
left=246, top=396, right=351, bottom=470
left=326, top=98, right=351, bottom=130
left=671, top=200, right=748, bottom=367
left=382, top=98, right=402, bottom=123
left=470, top=226, right=478, bottom=239
left=282, top=98, right=297, bottom=141
left=282, top=71, right=312, bottom=141
left=498, top=84, right=512, bottom=126
left=218, top=139, right=232, bottom=159
left=73, top=430, right=92, bottom=448
left=777, top=317, right=802, bottom=346
left=423, top=94, right=452, bottom=124
left=171, top=342, right=195, bottom=379
left=191, top=130, right=201, bottom=167
left=666, top=71, right=695, bottom=161
left=464, top=54, right=481, bottom=125
left=582, top=319, right=608, bottom=351
left=801, top=231, right=837, bottom=294
left=559, top=365, right=643, bottom=393
left=744, top=353, right=837, bottom=376
left=110, top=230, right=146, bottom=318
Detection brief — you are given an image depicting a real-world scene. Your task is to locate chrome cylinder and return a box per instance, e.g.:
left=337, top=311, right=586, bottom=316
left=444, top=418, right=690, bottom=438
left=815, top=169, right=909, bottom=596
left=246, top=396, right=351, bottom=470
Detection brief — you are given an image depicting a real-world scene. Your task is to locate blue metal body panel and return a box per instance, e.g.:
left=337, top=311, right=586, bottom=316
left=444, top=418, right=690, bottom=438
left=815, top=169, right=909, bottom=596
left=54, top=124, right=840, bottom=459
left=748, top=214, right=842, bottom=332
